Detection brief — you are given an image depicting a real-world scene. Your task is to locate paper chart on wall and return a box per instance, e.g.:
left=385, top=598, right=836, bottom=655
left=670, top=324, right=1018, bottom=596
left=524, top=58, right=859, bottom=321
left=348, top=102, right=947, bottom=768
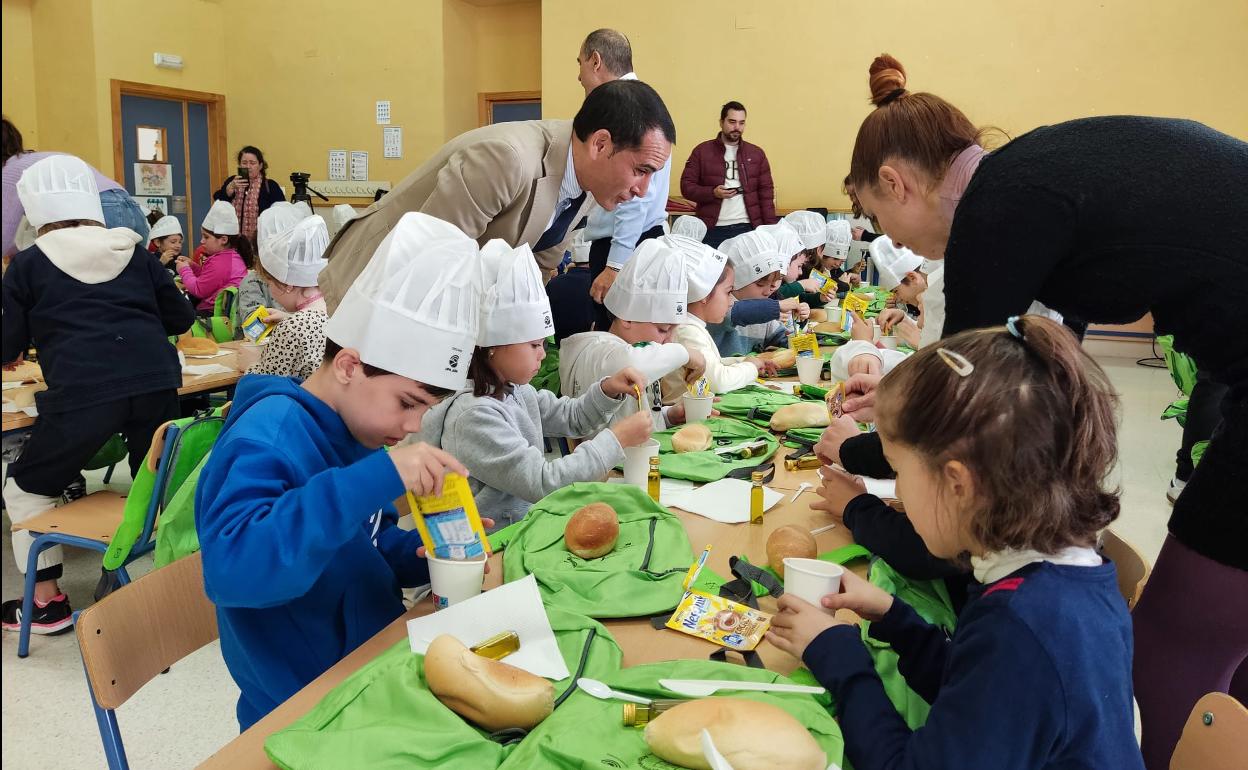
left=350, top=151, right=369, bottom=182
left=383, top=127, right=402, bottom=159
left=328, top=150, right=347, bottom=181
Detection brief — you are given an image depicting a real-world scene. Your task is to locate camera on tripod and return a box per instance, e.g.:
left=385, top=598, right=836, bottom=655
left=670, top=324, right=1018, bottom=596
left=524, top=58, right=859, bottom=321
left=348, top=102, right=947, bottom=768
left=289, top=171, right=328, bottom=205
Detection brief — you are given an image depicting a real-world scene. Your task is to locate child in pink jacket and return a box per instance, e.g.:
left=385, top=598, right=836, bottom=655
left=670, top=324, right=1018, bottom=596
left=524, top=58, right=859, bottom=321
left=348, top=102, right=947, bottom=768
left=177, top=200, right=248, bottom=313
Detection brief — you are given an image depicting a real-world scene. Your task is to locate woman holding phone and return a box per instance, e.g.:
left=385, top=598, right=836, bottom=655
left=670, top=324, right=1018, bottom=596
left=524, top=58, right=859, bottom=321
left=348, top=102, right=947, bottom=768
left=213, top=145, right=286, bottom=247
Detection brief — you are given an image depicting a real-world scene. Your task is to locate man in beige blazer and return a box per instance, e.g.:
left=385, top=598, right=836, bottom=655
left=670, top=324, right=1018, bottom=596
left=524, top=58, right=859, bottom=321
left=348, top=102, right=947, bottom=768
left=321, top=79, right=676, bottom=311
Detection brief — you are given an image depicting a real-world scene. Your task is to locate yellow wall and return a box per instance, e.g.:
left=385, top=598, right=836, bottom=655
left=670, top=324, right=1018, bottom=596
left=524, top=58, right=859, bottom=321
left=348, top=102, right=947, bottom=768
left=2, top=0, right=39, bottom=147
left=28, top=0, right=98, bottom=165
left=443, top=0, right=479, bottom=140
left=443, top=0, right=543, bottom=140
left=541, top=0, right=1248, bottom=210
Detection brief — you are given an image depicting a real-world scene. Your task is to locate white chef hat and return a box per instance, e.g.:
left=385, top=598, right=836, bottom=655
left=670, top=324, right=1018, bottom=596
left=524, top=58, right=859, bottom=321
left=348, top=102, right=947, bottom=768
left=257, top=202, right=305, bottom=253
left=478, top=240, right=553, bottom=346
left=870, top=236, right=925, bottom=290
left=147, top=215, right=183, bottom=242
left=323, top=212, right=482, bottom=389
left=823, top=219, right=852, bottom=259
left=670, top=215, right=707, bottom=242
left=201, top=200, right=240, bottom=236
left=292, top=201, right=314, bottom=218
left=570, top=230, right=591, bottom=264
left=720, top=230, right=783, bottom=290
left=333, top=204, right=357, bottom=230
left=783, top=210, right=826, bottom=250
left=260, top=215, right=329, bottom=287
left=13, top=217, right=37, bottom=252
left=16, top=155, right=105, bottom=230
left=604, top=238, right=688, bottom=324
left=661, top=234, right=728, bottom=303
left=755, top=221, right=803, bottom=259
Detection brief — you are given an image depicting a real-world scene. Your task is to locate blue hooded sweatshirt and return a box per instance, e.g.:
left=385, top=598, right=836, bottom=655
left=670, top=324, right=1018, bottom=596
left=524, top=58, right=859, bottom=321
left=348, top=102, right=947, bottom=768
left=195, top=374, right=428, bottom=730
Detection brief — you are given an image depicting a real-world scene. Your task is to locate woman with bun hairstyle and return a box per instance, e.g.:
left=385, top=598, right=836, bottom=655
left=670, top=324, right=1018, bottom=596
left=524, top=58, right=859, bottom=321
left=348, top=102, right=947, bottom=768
left=835, top=53, right=1248, bottom=769
left=772, top=317, right=1143, bottom=770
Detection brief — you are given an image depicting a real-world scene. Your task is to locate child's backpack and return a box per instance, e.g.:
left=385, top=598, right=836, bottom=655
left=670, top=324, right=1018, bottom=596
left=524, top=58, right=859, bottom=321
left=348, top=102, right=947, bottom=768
left=188, top=286, right=240, bottom=342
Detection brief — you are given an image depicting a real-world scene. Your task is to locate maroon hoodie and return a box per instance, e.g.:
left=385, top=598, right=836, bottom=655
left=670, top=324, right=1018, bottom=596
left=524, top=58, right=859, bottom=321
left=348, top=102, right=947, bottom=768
left=680, top=135, right=778, bottom=230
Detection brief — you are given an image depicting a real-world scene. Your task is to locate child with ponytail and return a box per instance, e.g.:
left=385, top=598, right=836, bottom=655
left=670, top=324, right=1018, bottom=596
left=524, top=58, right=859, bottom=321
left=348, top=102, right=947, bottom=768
left=177, top=200, right=248, bottom=314
left=770, top=315, right=1143, bottom=770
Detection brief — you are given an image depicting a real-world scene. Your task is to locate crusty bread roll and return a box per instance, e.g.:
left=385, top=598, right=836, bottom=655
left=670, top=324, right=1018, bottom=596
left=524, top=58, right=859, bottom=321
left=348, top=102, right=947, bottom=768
left=812, top=319, right=845, bottom=334
left=423, top=634, right=554, bottom=731
left=564, top=503, right=619, bottom=559
left=769, top=402, right=830, bottom=431
left=644, top=697, right=826, bottom=770
left=671, top=423, right=713, bottom=453
left=807, top=308, right=828, bottom=323
left=758, top=349, right=796, bottom=369
left=8, top=382, right=47, bottom=408
left=2, top=361, right=43, bottom=383
left=767, top=525, right=818, bottom=577
left=177, top=334, right=219, bottom=356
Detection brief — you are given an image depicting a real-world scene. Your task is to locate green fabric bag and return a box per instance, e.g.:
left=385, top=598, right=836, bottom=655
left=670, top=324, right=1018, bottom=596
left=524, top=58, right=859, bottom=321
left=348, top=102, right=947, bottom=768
left=859, top=558, right=957, bottom=729
left=264, top=606, right=623, bottom=770
left=503, top=483, right=693, bottom=618
left=153, top=453, right=211, bottom=567
left=713, top=385, right=802, bottom=427
left=647, top=417, right=779, bottom=482
left=1161, top=397, right=1190, bottom=427
left=528, top=338, right=560, bottom=395
left=102, top=409, right=226, bottom=569
left=499, top=659, right=845, bottom=770
left=1157, top=334, right=1198, bottom=396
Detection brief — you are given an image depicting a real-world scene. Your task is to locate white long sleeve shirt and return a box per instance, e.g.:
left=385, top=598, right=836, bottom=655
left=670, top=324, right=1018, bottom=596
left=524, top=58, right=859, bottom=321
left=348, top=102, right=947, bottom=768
left=661, top=315, right=758, bottom=400
left=559, top=331, right=689, bottom=425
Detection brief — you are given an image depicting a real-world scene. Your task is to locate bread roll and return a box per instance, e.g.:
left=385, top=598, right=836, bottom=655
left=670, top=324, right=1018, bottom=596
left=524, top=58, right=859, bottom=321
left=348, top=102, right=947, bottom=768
left=564, top=503, right=619, bottom=559
left=8, top=382, right=47, bottom=408
left=2, top=361, right=43, bottom=383
left=423, top=634, right=554, bottom=731
left=769, top=402, right=830, bottom=431
left=644, top=697, right=825, bottom=770
left=758, top=348, right=796, bottom=369
left=812, top=319, right=845, bottom=334
left=807, top=308, right=828, bottom=323
left=671, top=423, right=713, bottom=453
left=177, top=334, right=219, bottom=356
left=767, top=525, right=818, bottom=577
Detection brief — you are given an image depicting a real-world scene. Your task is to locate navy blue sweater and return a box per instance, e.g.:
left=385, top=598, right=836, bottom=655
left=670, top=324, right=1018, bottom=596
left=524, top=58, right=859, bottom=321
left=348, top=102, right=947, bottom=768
left=804, top=561, right=1143, bottom=770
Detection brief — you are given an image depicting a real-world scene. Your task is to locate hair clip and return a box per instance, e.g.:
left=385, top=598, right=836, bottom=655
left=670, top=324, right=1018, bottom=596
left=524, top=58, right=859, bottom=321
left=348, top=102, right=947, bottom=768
left=936, top=347, right=974, bottom=377
left=1005, top=316, right=1024, bottom=340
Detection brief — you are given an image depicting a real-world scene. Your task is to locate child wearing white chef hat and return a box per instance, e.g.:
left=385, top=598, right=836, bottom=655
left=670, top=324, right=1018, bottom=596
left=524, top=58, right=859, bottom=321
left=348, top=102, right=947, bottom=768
left=247, top=212, right=332, bottom=380
left=417, top=240, right=654, bottom=529
left=193, top=212, right=491, bottom=731
left=659, top=234, right=773, bottom=399
left=146, top=214, right=184, bottom=271
left=559, top=238, right=709, bottom=427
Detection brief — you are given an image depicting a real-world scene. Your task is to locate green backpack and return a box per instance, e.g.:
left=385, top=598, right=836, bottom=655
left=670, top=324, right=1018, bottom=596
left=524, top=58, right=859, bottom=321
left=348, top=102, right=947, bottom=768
left=646, top=416, right=779, bottom=482
left=713, top=385, right=803, bottom=428
left=189, top=285, right=240, bottom=342
left=264, top=607, right=622, bottom=770
left=501, top=483, right=693, bottom=619
left=528, top=338, right=561, bottom=395
left=499, top=659, right=845, bottom=770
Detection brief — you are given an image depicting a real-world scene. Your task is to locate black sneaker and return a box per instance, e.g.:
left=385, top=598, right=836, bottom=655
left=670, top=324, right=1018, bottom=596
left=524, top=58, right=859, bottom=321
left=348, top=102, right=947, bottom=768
left=1, top=594, right=74, bottom=635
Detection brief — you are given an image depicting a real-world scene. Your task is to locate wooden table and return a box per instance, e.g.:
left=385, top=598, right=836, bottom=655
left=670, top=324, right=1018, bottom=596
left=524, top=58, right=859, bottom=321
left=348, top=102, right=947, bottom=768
left=1, top=341, right=252, bottom=437
left=200, top=458, right=850, bottom=769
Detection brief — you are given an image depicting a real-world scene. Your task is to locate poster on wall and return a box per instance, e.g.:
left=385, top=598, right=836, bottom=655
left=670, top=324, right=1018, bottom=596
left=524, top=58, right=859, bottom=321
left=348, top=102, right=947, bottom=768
left=350, top=151, right=369, bottom=181
left=133, top=196, right=169, bottom=216
left=328, top=150, right=347, bottom=181
left=134, top=163, right=173, bottom=196
left=383, top=127, right=402, bottom=159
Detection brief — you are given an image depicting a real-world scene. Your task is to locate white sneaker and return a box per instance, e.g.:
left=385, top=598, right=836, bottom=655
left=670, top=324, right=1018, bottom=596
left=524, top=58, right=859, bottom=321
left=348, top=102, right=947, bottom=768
left=1166, top=478, right=1187, bottom=505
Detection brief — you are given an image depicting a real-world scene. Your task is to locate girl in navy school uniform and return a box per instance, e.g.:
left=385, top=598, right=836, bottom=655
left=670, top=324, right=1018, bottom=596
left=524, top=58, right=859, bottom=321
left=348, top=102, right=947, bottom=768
left=769, top=315, right=1144, bottom=770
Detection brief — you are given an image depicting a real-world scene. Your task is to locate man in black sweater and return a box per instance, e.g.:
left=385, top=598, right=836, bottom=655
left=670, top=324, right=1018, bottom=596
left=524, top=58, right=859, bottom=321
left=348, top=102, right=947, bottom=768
left=2, top=155, right=195, bottom=634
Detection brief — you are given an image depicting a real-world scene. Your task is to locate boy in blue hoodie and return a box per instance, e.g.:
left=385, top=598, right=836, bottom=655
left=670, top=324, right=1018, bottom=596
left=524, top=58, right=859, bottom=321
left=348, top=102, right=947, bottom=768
left=195, top=213, right=485, bottom=729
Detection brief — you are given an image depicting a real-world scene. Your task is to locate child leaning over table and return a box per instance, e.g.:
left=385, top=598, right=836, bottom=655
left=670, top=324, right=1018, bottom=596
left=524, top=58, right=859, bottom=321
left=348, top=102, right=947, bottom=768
left=769, top=316, right=1144, bottom=770
left=247, top=208, right=330, bottom=380
left=418, top=240, right=653, bottom=530
left=195, top=213, right=493, bottom=730
left=2, top=155, right=195, bottom=634
left=177, top=200, right=248, bottom=315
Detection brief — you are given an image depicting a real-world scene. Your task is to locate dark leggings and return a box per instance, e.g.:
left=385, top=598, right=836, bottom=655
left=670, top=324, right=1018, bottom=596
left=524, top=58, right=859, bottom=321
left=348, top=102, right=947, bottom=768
left=1175, top=370, right=1228, bottom=481
left=1132, top=535, right=1248, bottom=770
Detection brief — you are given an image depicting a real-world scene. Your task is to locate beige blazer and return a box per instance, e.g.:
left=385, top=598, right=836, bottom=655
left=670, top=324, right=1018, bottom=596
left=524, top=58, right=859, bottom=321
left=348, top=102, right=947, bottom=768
left=320, top=119, right=594, bottom=311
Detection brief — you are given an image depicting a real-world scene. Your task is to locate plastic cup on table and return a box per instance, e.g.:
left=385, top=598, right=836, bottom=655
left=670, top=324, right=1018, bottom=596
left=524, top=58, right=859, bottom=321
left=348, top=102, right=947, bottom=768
left=796, top=356, right=824, bottom=386
left=878, top=336, right=900, bottom=350
left=683, top=394, right=714, bottom=423
left=782, top=557, right=845, bottom=615
left=427, top=553, right=487, bottom=610
left=623, top=439, right=660, bottom=487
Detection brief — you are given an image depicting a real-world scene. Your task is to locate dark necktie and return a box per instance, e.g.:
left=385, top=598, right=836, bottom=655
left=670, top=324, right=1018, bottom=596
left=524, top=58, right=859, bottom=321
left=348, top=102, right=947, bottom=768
left=533, top=191, right=586, bottom=252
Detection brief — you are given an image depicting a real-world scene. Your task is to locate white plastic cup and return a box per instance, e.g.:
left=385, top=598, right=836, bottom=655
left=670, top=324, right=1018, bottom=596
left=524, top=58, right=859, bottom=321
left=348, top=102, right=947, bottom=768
left=871, top=322, right=882, bottom=343
left=782, top=558, right=845, bottom=614
left=878, top=336, right=900, bottom=350
left=623, top=439, right=660, bottom=487
left=428, top=554, right=487, bottom=610
left=796, top=356, right=824, bottom=386
left=683, top=394, right=714, bottom=423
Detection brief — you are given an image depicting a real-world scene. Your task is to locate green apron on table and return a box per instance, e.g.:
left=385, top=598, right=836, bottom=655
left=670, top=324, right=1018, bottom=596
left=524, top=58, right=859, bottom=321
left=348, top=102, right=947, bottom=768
left=500, top=658, right=845, bottom=770
left=264, top=606, right=622, bottom=770
left=502, top=483, right=694, bottom=618
left=646, top=416, right=779, bottom=482
left=713, top=385, right=803, bottom=427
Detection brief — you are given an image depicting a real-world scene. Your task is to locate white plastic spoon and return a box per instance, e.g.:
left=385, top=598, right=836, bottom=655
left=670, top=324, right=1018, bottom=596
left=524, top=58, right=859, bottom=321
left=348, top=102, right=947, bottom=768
left=659, top=679, right=826, bottom=697
left=577, top=677, right=651, bottom=704
left=790, top=482, right=813, bottom=503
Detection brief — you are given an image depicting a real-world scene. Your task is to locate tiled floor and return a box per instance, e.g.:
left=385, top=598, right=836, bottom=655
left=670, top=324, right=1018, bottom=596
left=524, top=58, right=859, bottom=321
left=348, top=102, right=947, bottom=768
left=0, top=354, right=1183, bottom=768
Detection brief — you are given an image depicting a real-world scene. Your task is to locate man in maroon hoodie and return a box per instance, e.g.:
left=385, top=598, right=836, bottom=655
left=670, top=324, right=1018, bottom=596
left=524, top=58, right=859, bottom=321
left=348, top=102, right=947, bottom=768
left=680, top=101, right=778, bottom=247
